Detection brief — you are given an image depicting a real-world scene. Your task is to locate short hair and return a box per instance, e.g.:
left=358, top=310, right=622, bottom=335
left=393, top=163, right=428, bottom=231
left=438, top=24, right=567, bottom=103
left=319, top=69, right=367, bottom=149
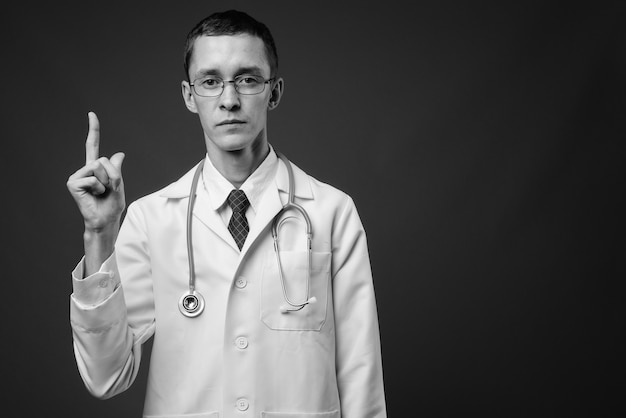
left=183, top=10, right=279, bottom=80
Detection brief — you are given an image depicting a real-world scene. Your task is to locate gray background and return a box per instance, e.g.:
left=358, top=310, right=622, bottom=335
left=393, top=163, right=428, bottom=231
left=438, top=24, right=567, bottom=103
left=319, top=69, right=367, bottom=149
left=2, top=0, right=624, bottom=416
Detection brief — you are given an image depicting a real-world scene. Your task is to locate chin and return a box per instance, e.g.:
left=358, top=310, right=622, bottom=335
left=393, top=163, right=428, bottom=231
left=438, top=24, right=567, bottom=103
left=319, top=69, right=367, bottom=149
left=210, top=134, right=255, bottom=153
left=209, top=130, right=265, bottom=153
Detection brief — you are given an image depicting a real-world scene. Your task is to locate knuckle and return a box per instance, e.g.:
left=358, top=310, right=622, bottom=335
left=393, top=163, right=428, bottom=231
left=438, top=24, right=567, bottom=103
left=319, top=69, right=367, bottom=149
left=91, top=180, right=105, bottom=194
left=86, top=160, right=100, bottom=171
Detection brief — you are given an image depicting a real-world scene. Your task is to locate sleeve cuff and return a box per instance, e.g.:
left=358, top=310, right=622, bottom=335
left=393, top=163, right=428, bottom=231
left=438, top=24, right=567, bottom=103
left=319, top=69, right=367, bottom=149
left=71, top=252, right=121, bottom=307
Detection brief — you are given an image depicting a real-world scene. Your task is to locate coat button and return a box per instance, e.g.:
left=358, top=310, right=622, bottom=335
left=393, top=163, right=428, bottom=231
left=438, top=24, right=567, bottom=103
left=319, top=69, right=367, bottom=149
left=235, top=336, right=248, bottom=349
left=98, top=278, right=109, bottom=288
left=236, top=398, right=249, bottom=411
left=235, top=277, right=247, bottom=289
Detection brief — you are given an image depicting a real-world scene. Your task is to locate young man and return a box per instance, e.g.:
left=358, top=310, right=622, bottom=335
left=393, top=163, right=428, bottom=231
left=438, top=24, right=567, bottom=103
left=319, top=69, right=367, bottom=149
left=67, top=10, right=386, bottom=417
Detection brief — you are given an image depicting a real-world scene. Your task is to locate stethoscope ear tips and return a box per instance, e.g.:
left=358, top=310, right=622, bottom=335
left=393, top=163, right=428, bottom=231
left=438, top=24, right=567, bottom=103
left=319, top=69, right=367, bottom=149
left=279, top=296, right=317, bottom=314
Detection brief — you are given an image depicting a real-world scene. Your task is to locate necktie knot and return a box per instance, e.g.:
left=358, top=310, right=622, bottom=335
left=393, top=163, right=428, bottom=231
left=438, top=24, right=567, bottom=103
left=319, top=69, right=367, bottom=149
left=227, top=189, right=250, bottom=214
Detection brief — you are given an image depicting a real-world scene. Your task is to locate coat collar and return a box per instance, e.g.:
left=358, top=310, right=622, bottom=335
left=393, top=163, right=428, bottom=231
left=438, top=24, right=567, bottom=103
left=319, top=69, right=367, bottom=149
left=157, top=153, right=313, bottom=255
left=159, top=154, right=314, bottom=200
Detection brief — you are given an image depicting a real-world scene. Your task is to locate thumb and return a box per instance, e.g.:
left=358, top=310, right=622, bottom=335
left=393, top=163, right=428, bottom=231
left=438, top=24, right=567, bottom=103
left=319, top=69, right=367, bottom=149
left=110, top=152, right=125, bottom=172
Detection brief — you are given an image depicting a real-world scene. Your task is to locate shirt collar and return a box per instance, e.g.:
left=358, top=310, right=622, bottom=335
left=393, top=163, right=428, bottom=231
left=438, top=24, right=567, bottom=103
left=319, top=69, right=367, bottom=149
left=201, top=145, right=278, bottom=214
left=159, top=145, right=314, bottom=200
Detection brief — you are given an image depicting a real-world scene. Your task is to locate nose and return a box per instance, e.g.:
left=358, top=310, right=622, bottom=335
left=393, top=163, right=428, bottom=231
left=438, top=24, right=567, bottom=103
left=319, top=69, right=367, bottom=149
left=219, top=81, right=241, bottom=111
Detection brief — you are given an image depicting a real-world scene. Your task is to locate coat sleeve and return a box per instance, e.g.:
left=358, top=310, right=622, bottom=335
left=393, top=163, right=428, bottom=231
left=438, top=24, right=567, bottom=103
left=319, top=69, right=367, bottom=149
left=331, top=196, right=387, bottom=417
left=69, top=202, right=155, bottom=399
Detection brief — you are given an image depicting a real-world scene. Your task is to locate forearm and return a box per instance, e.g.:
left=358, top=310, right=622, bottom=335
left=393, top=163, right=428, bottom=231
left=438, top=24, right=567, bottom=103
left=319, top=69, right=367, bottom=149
left=70, top=285, right=145, bottom=399
left=83, top=221, right=119, bottom=277
left=70, top=207, right=154, bottom=398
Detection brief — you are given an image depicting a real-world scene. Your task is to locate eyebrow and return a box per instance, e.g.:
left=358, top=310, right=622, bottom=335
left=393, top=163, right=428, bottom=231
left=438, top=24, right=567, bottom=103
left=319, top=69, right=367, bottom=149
left=194, top=66, right=266, bottom=79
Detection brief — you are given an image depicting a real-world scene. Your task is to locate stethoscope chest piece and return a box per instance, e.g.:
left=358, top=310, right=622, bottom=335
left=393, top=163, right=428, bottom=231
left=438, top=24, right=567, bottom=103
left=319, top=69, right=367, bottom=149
left=178, top=290, right=205, bottom=318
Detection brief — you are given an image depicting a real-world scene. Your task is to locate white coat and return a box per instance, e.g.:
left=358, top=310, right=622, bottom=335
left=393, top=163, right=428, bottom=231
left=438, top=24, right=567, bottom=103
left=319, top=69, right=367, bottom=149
left=70, top=156, right=386, bottom=418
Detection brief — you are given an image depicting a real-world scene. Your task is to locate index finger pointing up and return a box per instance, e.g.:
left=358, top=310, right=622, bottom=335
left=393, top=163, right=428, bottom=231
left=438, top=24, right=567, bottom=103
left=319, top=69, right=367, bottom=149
left=85, top=111, right=100, bottom=163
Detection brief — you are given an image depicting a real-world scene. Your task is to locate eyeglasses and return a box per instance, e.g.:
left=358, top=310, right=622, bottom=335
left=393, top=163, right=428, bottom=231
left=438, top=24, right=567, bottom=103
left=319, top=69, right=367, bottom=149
left=190, top=75, right=274, bottom=97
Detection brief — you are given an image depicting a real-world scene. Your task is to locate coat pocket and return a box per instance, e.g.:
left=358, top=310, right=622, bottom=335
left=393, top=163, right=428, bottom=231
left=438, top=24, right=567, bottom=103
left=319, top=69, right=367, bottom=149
left=261, top=411, right=340, bottom=418
left=261, top=251, right=331, bottom=331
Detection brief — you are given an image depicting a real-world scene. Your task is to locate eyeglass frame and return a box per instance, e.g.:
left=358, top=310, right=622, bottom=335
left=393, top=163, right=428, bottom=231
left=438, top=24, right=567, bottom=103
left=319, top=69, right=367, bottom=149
left=189, top=75, right=275, bottom=97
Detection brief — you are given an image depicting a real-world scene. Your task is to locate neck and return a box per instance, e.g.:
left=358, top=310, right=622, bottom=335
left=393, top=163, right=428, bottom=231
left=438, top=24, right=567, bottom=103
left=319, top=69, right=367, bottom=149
left=206, top=140, right=270, bottom=189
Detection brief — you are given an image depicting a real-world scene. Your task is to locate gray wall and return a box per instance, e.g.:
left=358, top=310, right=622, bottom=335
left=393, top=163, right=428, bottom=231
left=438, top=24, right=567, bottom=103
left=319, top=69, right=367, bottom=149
left=2, top=1, right=623, bottom=416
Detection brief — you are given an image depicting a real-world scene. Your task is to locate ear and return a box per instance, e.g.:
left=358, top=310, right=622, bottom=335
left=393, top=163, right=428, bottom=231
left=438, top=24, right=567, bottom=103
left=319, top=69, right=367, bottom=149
left=181, top=80, right=198, bottom=114
left=268, top=77, right=284, bottom=111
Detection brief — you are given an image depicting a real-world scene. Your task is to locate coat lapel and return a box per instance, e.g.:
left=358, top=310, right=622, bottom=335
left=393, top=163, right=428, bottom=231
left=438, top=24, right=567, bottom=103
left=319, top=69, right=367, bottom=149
left=193, top=188, right=238, bottom=250
left=239, top=156, right=314, bottom=257
left=240, top=184, right=283, bottom=255
left=159, top=161, right=238, bottom=251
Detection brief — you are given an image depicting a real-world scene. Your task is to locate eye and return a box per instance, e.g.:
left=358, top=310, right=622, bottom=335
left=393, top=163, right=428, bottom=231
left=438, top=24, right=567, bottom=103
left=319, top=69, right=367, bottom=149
left=238, top=75, right=261, bottom=85
left=199, top=78, right=221, bottom=88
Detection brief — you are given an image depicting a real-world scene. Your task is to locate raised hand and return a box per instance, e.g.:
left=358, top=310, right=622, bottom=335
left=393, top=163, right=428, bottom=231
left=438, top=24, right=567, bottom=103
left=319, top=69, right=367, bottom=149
left=67, top=112, right=126, bottom=233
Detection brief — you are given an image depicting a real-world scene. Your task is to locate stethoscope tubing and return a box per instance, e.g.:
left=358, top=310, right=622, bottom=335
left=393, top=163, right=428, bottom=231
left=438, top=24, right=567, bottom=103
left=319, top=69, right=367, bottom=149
left=186, top=159, right=205, bottom=294
left=178, top=159, right=206, bottom=317
left=179, top=151, right=314, bottom=318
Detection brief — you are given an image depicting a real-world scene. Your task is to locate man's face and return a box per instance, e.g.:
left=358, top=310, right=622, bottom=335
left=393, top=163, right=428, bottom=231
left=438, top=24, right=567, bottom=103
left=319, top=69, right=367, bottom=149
left=182, top=34, right=281, bottom=155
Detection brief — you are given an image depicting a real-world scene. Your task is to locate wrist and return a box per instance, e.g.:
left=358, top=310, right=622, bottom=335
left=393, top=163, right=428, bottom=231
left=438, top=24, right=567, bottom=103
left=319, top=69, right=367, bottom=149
left=83, top=223, right=119, bottom=252
left=84, top=221, right=119, bottom=238
left=83, top=222, right=120, bottom=277
left=84, top=213, right=121, bottom=235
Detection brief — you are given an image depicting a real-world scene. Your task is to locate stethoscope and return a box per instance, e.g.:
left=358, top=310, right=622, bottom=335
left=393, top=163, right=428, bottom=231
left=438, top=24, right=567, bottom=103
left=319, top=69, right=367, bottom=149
left=178, top=152, right=316, bottom=318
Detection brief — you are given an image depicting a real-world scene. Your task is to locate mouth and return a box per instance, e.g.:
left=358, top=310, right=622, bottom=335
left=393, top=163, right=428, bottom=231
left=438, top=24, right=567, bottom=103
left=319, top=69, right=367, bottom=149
left=217, top=119, right=246, bottom=127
